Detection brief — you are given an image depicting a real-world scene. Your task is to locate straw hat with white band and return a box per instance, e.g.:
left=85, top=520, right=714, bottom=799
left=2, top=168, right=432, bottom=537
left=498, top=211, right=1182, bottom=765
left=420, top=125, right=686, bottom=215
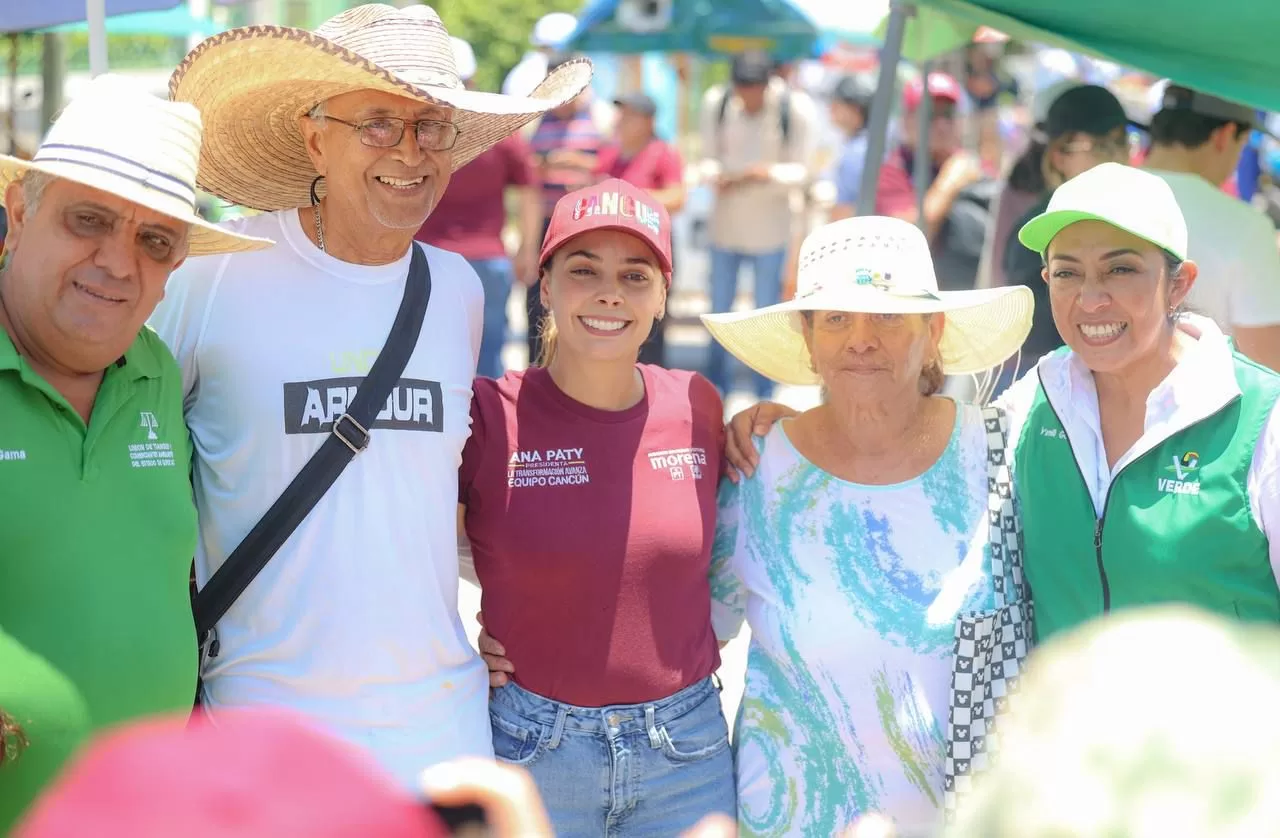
left=169, top=3, right=593, bottom=212
left=0, top=74, right=272, bottom=256
left=701, top=216, right=1034, bottom=386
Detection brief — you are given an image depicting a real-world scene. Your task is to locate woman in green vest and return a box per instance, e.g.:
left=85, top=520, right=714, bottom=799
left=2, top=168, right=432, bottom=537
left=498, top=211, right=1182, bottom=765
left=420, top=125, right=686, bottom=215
left=1004, top=161, right=1280, bottom=641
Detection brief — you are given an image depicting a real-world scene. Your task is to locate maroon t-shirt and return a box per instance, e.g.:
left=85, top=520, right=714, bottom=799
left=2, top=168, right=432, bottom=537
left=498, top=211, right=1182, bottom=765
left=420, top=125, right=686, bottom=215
left=874, top=145, right=942, bottom=217
left=415, top=134, right=536, bottom=260
left=459, top=365, right=724, bottom=706
left=594, top=139, right=685, bottom=191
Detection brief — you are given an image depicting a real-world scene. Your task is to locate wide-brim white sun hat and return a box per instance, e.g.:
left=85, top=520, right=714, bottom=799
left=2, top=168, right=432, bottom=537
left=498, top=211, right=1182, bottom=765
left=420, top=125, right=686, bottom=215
left=1018, top=162, right=1188, bottom=261
left=701, top=216, right=1034, bottom=386
left=168, top=3, right=593, bottom=212
left=0, top=74, right=272, bottom=256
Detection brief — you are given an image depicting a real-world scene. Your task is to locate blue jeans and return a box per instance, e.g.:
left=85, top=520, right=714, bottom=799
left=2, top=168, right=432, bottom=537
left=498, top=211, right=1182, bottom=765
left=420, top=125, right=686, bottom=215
left=489, top=677, right=736, bottom=838
left=468, top=256, right=514, bottom=379
left=707, top=247, right=786, bottom=398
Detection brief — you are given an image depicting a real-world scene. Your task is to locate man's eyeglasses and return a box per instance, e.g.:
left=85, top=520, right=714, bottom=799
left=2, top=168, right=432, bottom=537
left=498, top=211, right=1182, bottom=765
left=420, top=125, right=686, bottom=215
left=323, top=116, right=460, bottom=151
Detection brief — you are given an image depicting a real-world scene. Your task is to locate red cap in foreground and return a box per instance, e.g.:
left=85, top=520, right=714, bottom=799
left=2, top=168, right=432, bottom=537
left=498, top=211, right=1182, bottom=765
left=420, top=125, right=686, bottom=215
left=15, top=710, right=446, bottom=838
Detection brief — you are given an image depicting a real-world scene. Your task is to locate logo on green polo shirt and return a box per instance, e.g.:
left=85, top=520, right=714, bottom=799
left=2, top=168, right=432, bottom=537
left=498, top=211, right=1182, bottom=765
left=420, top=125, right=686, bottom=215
left=1158, top=451, right=1201, bottom=495
left=127, top=410, right=176, bottom=469
left=140, top=411, right=159, bottom=440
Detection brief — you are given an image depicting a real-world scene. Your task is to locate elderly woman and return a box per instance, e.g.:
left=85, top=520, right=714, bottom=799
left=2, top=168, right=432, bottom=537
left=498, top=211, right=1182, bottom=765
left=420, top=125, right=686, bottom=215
left=736, top=164, right=1280, bottom=646
left=703, top=215, right=1033, bottom=836
left=1004, top=162, right=1280, bottom=640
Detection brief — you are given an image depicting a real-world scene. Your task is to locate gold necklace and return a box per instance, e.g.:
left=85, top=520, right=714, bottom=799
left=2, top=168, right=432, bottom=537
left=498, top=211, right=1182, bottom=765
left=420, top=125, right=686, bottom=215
left=313, top=203, right=326, bottom=253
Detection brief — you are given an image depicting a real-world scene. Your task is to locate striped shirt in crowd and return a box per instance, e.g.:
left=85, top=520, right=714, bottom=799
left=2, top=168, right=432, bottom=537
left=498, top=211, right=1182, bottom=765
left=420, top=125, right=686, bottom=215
left=530, top=105, right=604, bottom=220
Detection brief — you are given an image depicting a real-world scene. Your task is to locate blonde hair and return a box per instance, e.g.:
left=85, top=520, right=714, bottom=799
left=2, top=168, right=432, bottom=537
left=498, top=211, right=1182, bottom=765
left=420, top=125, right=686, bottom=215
left=536, top=314, right=559, bottom=367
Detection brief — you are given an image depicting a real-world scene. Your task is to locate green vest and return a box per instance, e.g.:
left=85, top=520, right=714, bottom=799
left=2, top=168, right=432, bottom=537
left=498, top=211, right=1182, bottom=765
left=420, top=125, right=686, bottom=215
left=1016, top=352, right=1280, bottom=642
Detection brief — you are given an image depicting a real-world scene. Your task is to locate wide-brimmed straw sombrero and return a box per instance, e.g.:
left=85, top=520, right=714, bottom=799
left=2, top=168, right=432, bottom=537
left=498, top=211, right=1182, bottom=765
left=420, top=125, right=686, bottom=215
left=0, top=74, right=271, bottom=256
left=169, top=3, right=593, bottom=212
left=701, top=216, right=1033, bottom=385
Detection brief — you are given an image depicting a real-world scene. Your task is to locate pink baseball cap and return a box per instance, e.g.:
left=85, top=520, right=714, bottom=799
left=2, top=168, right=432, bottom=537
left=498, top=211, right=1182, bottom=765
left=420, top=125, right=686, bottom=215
left=903, top=72, right=963, bottom=111
left=15, top=710, right=448, bottom=838
left=539, top=178, right=673, bottom=281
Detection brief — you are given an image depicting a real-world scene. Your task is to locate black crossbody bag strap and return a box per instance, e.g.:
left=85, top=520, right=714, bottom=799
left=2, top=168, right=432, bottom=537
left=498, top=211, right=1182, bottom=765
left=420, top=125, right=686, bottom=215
left=193, top=245, right=432, bottom=648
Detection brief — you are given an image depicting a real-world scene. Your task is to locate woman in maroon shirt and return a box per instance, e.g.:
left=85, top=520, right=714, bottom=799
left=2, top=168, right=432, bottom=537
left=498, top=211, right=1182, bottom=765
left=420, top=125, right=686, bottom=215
left=456, top=178, right=733, bottom=837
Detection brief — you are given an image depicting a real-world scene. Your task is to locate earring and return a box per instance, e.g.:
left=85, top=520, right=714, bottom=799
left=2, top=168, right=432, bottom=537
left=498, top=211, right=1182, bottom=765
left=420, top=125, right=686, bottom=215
left=309, top=175, right=324, bottom=206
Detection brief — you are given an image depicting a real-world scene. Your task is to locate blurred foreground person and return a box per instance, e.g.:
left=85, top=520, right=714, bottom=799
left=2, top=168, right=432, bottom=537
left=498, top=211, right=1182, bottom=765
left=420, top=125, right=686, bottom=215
left=946, top=606, right=1280, bottom=838
left=14, top=710, right=549, bottom=837
left=16, top=709, right=743, bottom=838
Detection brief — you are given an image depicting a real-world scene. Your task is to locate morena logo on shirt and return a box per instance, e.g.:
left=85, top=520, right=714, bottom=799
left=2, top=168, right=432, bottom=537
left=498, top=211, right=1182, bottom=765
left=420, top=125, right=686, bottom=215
left=647, top=447, right=707, bottom=482
left=572, top=191, right=662, bottom=235
left=281, top=377, right=444, bottom=435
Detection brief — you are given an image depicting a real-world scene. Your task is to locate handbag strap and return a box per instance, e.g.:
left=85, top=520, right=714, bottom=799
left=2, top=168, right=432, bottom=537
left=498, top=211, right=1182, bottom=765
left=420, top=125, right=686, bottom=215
left=193, top=245, right=432, bottom=644
left=981, top=405, right=1027, bottom=609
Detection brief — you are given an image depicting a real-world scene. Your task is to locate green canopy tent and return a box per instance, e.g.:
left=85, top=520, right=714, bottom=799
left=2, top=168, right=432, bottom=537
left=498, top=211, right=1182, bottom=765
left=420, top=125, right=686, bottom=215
left=859, top=0, right=1280, bottom=226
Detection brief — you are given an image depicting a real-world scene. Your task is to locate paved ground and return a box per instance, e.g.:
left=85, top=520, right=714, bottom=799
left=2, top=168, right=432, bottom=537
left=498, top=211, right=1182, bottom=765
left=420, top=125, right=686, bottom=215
left=457, top=225, right=823, bottom=729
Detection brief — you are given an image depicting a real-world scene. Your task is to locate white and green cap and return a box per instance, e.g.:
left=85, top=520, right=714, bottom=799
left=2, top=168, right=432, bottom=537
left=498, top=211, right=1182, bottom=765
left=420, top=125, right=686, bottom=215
left=1018, top=162, right=1189, bottom=261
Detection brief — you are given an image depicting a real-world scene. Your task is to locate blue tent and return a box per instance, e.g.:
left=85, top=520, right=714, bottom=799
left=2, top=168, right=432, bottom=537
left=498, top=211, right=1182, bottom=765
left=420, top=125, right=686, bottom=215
left=1, top=0, right=180, bottom=33
left=566, top=0, right=821, bottom=62
left=38, top=3, right=221, bottom=36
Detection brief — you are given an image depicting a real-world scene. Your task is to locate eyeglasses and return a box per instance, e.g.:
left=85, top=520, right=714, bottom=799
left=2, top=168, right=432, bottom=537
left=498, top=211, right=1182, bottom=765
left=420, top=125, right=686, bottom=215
left=323, top=116, right=460, bottom=151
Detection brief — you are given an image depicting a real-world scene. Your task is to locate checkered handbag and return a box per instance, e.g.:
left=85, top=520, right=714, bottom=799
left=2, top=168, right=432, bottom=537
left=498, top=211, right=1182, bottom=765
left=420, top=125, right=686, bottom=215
left=942, top=406, right=1034, bottom=821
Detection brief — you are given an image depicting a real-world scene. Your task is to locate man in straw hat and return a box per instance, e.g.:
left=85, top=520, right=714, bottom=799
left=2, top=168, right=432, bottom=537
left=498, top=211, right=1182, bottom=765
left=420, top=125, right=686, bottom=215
left=152, top=3, right=591, bottom=785
left=0, top=73, right=271, bottom=828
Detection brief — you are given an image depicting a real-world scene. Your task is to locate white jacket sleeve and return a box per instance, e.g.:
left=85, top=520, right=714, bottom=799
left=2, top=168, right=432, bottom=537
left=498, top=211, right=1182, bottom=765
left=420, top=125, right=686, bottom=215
left=1247, top=399, right=1280, bottom=585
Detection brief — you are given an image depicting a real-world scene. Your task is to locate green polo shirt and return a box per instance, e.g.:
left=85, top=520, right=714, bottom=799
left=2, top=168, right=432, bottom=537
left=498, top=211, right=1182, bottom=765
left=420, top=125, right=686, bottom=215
left=0, top=325, right=197, bottom=734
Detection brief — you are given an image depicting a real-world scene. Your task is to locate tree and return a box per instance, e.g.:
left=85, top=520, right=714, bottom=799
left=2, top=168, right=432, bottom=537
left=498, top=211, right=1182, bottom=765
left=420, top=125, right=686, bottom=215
left=432, top=0, right=580, bottom=94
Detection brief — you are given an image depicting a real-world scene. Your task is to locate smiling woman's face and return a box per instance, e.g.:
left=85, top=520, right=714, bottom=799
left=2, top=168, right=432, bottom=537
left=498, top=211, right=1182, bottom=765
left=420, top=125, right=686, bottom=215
left=1043, top=220, right=1194, bottom=375
left=540, top=228, right=666, bottom=365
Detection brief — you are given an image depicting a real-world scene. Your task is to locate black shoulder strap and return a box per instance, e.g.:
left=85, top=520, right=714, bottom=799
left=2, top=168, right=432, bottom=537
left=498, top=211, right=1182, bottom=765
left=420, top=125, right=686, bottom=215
left=779, top=87, right=792, bottom=146
left=193, top=245, right=432, bottom=645
left=717, top=86, right=731, bottom=128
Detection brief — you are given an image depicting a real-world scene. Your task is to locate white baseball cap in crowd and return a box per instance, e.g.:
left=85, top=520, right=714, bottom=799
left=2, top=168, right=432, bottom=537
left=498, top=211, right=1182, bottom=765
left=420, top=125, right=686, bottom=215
left=701, top=216, right=1033, bottom=384
left=531, top=12, right=577, bottom=49
left=1018, top=162, right=1188, bottom=260
left=449, top=36, right=476, bottom=83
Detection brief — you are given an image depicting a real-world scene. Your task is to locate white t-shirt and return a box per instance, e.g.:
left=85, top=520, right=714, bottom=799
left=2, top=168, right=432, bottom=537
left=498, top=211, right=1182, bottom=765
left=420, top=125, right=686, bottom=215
left=149, top=209, right=492, bottom=787
left=1150, top=169, right=1280, bottom=332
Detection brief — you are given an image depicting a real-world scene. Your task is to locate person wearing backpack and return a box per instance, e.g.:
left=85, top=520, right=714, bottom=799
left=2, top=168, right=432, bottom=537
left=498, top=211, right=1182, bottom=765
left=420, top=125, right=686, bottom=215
left=874, top=73, right=990, bottom=292
left=697, top=49, right=815, bottom=400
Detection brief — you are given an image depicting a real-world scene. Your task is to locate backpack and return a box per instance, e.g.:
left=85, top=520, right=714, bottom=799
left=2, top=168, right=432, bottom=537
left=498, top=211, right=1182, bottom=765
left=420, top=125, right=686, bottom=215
left=716, top=85, right=793, bottom=151
left=933, top=177, right=998, bottom=291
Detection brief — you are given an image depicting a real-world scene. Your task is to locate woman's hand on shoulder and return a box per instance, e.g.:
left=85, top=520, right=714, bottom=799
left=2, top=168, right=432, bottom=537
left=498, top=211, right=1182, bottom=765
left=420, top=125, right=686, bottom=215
left=723, top=401, right=798, bottom=482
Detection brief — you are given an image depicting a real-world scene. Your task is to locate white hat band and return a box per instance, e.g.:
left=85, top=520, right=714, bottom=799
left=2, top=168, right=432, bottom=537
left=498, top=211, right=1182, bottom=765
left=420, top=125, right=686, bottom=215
left=34, top=143, right=198, bottom=212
